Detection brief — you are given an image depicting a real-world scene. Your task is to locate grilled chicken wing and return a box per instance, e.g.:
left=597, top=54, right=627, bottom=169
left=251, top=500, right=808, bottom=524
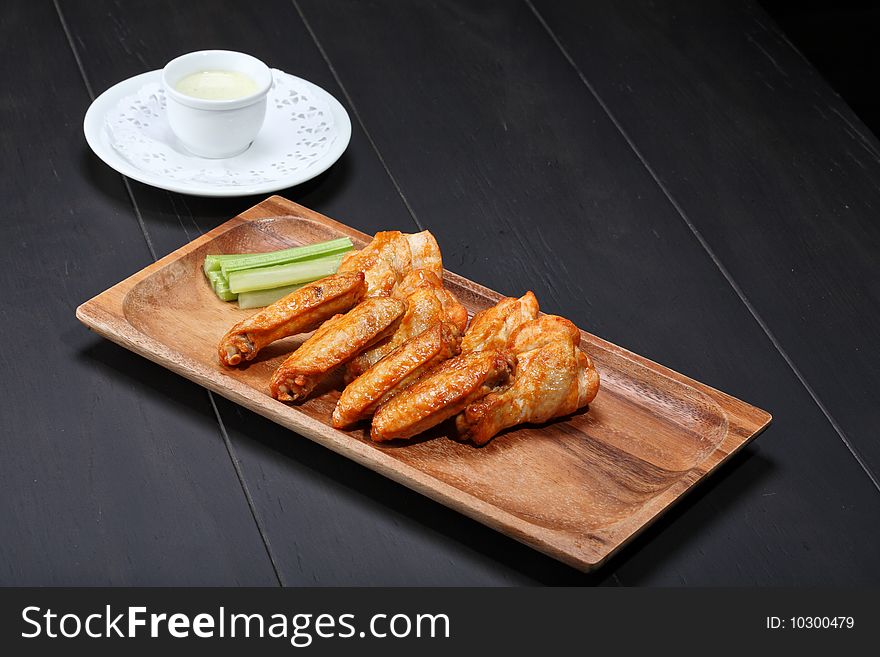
left=345, top=269, right=467, bottom=379
left=270, top=297, right=406, bottom=402
left=371, top=349, right=515, bottom=442
left=405, top=230, right=443, bottom=275
left=508, top=314, right=581, bottom=352
left=337, top=230, right=442, bottom=297
left=392, top=269, right=468, bottom=332
left=345, top=286, right=443, bottom=380
left=218, top=271, right=366, bottom=367
left=455, top=315, right=600, bottom=445
left=460, top=291, right=539, bottom=353
left=336, top=232, right=399, bottom=298
left=332, top=321, right=462, bottom=429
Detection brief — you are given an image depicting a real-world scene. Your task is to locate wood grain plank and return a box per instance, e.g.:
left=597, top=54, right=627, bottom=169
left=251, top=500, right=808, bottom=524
left=59, top=0, right=594, bottom=585
left=294, top=0, right=880, bottom=585
left=530, top=0, right=880, bottom=482
left=0, top=0, right=277, bottom=584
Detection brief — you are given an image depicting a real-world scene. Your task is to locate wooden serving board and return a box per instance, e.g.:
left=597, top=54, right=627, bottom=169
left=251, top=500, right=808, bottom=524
left=76, top=196, right=771, bottom=571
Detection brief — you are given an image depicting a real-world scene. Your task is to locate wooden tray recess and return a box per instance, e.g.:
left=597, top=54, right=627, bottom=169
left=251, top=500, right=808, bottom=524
left=76, top=196, right=771, bottom=571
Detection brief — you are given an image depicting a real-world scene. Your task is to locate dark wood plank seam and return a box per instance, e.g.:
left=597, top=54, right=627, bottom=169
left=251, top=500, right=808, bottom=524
left=292, top=0, right=424, bottom=231
left=524, top=0, right=880, bottom=493
left=53, top=0, right=94, bottom=99
left=53, top=0, right=285, bottom=585
left=207, top=393, right=286, bottom=585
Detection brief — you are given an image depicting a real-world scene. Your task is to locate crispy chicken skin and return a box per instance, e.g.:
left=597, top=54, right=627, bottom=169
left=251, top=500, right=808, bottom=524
left=392, top=270, right=468, bottom=332
left=404, top=230, right=443, bottom=276
left=508, top=314, right=580, bottom=352
left=218, top=271, right=366, bottom=367
left=337, top=230, right=443, bottom=297
left=455, top=315, right=600, bottom=446
left=336, top=232, right=400, bottom=298
left=346, top=286, right=443, bottom=380
left=391, top=268, right=435, bottom=298
left=346, top=269, right=468, bottom=379
left=460, top=291, right=539, bottom=353
left=270, top=297, right=406, bottom=402
left=371, top=349, right=515, bottom=442
left=332, top=322, right=462, bottom=429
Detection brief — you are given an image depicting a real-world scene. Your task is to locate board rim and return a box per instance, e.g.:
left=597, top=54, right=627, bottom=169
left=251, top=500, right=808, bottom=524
left=75, top=195, right=772, bottom=572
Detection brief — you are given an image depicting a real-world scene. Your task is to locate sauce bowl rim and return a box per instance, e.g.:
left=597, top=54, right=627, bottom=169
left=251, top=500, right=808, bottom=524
left=162, top=49, right=273, bottom=110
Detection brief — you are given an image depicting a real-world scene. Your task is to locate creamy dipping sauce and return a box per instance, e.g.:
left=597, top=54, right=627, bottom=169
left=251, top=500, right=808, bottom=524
left=174, top=70, right=259, bottom=100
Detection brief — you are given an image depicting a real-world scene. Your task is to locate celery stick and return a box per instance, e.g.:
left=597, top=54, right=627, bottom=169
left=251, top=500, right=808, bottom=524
left=203, top=255, right=223, bottom=274
left=213, top=286, right=238, bottom=302
left=218, top=238, right=353, bottom=277
left=228, top=253, right=344, bottom=294
left=206, top=271, right=237, bottom=301
left=237, top=284, right=303, bottom=309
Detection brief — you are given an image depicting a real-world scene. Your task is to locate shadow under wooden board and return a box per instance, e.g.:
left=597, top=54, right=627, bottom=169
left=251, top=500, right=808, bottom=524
left=76, top=196, right=771, bottom=571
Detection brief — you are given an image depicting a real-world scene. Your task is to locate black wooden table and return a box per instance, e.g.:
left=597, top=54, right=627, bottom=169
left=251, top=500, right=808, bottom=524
left=2, top=0, right=878, bottom=586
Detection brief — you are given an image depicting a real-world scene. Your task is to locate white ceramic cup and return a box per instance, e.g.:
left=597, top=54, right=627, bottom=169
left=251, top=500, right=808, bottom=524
left=162, top=50, right=272, bottom=159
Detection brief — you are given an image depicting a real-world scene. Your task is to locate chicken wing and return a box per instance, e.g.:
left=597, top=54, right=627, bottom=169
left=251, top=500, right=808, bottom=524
left=371, top=349, right=515, bottom=442
left=508, top=313, right=580, bottom=352
left=270, top=297, right=406, bottom=402
left=345, top=286, right=443, bottom=380
left=345, top=269, right=467, bottom=379
left=337, top=230, right=443, bottom=297
left=332, top=321, right=462, bottom=429
left=392, top=269, right=468, bottom=332
left=218, top=271, right=366, bottom=367
left=336, top=232, right=400, bottom=298
left=460, top=291, right=539, bottom=353
left=404, top=230, right=443, bottom=275
left=455, top=315, right=600, bottom=445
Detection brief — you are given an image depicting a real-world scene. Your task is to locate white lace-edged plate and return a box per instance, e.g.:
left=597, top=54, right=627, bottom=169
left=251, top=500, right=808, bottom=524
left=84, top=69, right=351, bottom=197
